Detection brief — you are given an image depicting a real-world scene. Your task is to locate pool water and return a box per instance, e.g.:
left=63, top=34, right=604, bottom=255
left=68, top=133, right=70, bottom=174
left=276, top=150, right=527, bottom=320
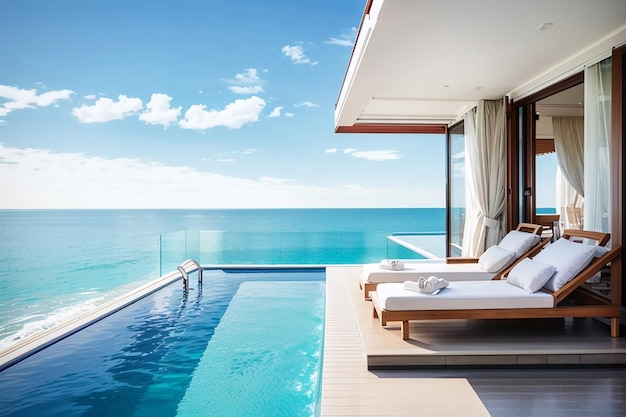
left=0, top=269, right=325, bottom=417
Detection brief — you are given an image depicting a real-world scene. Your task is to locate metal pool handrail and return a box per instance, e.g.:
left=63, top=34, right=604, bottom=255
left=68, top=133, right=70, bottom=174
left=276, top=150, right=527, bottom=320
left=177, top=259, right=203, bottom=291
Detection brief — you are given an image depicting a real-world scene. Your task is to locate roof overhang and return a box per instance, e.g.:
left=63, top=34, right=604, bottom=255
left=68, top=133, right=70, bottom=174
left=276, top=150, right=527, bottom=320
left=335, top=0, right=626, bottom=133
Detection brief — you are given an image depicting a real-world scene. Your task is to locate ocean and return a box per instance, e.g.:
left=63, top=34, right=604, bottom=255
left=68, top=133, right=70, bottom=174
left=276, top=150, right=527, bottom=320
left=0, top=208, right=445, bottom=349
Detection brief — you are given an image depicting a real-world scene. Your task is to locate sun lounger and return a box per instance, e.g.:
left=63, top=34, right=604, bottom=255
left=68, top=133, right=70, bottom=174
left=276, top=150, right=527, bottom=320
left=360, top=223, right=548, bottom=299
left=371, top=229, right=621, bottom=340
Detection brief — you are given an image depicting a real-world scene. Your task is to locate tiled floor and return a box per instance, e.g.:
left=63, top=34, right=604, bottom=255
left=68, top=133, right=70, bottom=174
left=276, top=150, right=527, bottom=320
left=321, top=266, right=626, bottom=417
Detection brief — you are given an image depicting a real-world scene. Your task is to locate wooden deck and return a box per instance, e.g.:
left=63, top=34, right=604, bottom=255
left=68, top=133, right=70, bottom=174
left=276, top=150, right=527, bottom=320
left=321, top=266, right=626, bottom=417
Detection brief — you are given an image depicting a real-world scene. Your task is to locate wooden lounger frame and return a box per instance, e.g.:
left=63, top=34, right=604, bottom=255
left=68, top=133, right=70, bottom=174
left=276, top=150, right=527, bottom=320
left=360, top=223, right=548, bottom=299
left=371, top=230, right=621, bottom=340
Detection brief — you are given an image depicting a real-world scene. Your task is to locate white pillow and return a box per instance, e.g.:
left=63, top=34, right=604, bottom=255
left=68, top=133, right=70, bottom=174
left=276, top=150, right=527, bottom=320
left=498, top=231, right=540, bottom=258
left=506, top=258, right=556, bottom=293
left=478, top=245, right=516, bottom=273
left=534, top=238, right=597, bottom=292
left=593, top=245, right=609, bottom=258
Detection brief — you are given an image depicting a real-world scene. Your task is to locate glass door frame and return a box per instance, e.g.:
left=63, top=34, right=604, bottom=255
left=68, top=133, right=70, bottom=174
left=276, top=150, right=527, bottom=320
left=509, top=72, right=584, bottom=226
left=446, top=120, right=465, bottom=258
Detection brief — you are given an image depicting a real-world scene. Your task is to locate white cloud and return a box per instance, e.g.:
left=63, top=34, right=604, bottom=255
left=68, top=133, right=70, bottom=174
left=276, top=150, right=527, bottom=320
left=324, top=148, right=337, bottom=154
left=229, top=85, right=265, bottom=94
left=0, top=85, right=74, bottom=118
left=282, top=43, right=316, bottom=65
left=178, top=96, right=266, bottom=130
left=139, top=93, right=182, bottom=128
left=231, top=68, right=262, bottom=84
left=346, top=149, right=402, bottom=161
left=0, top=144, right=423, bottom=209
left=325, top=37, right=353, bottom=47
left=84, top=94, right=97, bottom=100
left=294, top=101, right=319, bottom=108
left=72, top=95, right=143, bottom=123
left=268, top=106, right=283, bottom=118
left=284, top=112, right=294, bottom=117
left=325, top=27, right=357, bottom=46
left=226, top=68, right=264, bottom=95
left=213, top=148, right=257, bottom=161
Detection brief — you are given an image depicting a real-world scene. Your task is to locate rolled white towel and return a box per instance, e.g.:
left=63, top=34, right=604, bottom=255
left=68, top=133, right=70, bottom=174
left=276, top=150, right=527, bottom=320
left=403, top=276, right=449, bottom=295
left=379, top=259, right=405, bottom=271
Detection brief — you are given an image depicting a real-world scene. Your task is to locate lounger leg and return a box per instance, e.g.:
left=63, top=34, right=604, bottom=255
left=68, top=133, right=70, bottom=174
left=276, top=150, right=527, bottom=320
left=611, top=317, right=620, bottom=338
left=364, top=283, right=376, bottom=300
left=373, top=306, right=378, bottom=319
left=401, top=321, right=409, bottom=340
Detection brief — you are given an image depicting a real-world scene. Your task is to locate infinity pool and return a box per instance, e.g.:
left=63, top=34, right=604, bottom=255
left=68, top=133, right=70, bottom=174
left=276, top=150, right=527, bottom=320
left=0, top=269, right=326, bottom=417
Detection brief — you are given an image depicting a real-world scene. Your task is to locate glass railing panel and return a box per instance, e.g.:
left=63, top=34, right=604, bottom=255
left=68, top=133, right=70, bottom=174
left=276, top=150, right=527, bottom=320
left=217, top=232, right=283, bottom=264
left=159, top=230, right=188, bottom=274
left=185, top=230, right=201, bottom=264
left=160, top=230, right=444, bottom=271
left=386, top=240, right=427, bottom=260
left=387, top=232, right=446, bottom=259
left=198, top=230, right=223, bottom=264
left=274, top=232, right=339, bottom=264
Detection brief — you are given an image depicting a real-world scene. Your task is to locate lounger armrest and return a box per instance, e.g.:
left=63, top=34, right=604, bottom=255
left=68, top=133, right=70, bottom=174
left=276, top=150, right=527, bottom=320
left=516, top=223, right=543, bottom=235
left=562, top=229, right=611, bottom=246
left=445, top=257, right=479, bottom=264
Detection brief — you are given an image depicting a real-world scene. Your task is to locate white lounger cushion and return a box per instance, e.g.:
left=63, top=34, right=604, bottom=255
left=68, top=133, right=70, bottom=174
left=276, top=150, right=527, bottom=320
left=375, top=280, right=554, bottom=311
left=478, top=245, right=516, bottom=273
left=363, top=262, right=495, bottom=284
left=497, top=230, right=541, bottom=258
left=534, top=237, right=598, bottom=292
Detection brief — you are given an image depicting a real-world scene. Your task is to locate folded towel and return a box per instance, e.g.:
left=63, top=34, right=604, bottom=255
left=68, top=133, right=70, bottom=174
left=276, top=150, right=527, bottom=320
left=403, top=280, right=423, bottom=293
left=403, top=276, right=449, bottom=295
left=379, top=259, right=405, bottom=271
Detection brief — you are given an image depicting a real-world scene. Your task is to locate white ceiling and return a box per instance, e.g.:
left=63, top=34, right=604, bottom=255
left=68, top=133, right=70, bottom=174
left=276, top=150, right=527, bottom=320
left=335, top=0, right=626, bottom=130
left=536, top=83, right=584, bottom=118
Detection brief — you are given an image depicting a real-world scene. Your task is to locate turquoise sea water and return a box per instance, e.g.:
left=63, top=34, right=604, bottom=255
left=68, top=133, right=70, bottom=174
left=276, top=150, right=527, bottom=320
left=0, top=208, right=445, bottom=348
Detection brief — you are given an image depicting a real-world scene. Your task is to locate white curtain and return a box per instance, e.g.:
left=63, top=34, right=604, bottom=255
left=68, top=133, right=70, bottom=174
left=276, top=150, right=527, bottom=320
left=552, top=116, right=584, bottom=196
left=461, top=108, right=479, bottom=256
left=461, top=99, right=507, bottom=256
left=584, top=58, right=611, bottom=234
left=555, top=166, right=584, bottom=231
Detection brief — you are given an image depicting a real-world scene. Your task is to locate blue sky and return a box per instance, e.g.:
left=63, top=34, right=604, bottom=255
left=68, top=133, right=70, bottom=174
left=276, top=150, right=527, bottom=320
left=0, top=1, right=554, bottom=209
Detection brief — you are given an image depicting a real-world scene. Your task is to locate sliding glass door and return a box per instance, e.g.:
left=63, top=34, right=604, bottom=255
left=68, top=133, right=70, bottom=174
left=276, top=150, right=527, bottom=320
left=447, top=122, right=465, bottom=257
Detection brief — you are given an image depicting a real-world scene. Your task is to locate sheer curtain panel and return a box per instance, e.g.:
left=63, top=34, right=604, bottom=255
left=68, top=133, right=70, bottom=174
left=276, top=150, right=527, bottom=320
left=461, top=99, right=507, bottom=256
left=584, top=58, right=611, bottom=235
